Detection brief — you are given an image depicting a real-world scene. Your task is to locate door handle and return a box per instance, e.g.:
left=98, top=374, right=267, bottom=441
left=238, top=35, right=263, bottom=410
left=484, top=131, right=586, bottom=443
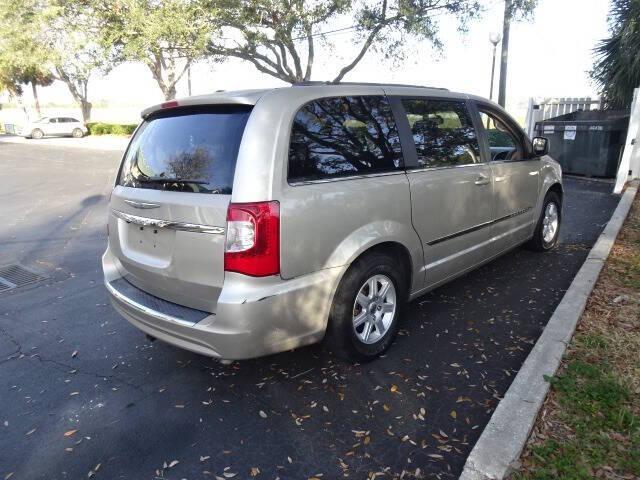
left=474, top=175, right=490, bottom=186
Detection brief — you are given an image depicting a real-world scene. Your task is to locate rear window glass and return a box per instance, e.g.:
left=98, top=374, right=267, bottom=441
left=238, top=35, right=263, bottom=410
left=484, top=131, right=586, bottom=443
left=118, top=106, right=252, bottom=194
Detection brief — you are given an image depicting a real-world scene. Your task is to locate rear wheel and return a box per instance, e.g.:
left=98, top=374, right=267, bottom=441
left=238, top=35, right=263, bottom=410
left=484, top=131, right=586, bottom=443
left=527, top=191, right=561, bottom=251
left=72, top=128, right=84, bottom=138
left=31, top=129, right=44, bottom=139
left=325, top=252, right=406, bottom=362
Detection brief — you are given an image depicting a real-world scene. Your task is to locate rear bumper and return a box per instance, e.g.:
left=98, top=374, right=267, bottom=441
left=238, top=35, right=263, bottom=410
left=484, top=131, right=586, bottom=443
left=102, top=247, right=344, bottom=359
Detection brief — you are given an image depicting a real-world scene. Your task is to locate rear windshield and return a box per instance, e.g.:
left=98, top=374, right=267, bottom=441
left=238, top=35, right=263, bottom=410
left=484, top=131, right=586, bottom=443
left=118, top=105, right=252, bottom=194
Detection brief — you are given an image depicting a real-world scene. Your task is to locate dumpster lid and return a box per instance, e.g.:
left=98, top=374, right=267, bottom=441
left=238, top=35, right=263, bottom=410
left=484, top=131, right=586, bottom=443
left=539, top=109, right=629, bottom=124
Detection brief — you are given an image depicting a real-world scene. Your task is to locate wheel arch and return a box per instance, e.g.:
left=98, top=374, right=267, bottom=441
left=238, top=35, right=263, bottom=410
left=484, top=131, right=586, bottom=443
left=547, top=182, right=563, bottom=204
left=334, top=240, right=415, bottom=304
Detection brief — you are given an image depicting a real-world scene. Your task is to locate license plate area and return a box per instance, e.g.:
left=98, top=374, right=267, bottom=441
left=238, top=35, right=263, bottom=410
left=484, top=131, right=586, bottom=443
left=124, top=224, right=175, bottom=262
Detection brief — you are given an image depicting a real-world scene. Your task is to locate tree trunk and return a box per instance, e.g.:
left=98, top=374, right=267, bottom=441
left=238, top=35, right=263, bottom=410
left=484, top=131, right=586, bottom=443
left=163, top=83, right=177, bottom=100
left=31, top=81, right=41, bottom=117
left=497, top=0, right=511, bottom=108
left=80, top=100, right=92, bottom=123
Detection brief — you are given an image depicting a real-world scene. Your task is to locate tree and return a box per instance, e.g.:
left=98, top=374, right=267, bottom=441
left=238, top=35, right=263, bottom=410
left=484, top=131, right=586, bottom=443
left=46, top=2, right=112, bottom=122
left=206, top=0, right=481, bottom=84
left=94, top=0, right=213, bottom=100
left=591, top=0, right=640, bottom=109
left=0, top=0, right=108, bottom=122
left=0, top=0, right=54, bottom=116
left=497, top=0, right=537, bottom=107
left=17, top=67, right=54, bottom=117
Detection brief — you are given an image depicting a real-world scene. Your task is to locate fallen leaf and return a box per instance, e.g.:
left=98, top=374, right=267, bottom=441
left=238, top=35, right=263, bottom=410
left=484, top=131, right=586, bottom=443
left=168, top=460, right=179, bottom=468
left=259, top=410, right=267, bottom=418
left=71, top=350, right=78, bottom=358
left=64, top=429, right=78, bottom=437
left=450, top=410, right=457, bottom=419
left=390, top=385, right=398, bottom=393
left=26, top=428, right=36, bottom=436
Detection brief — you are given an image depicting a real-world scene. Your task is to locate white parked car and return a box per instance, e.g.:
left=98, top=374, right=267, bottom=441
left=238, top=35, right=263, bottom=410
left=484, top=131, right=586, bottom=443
left=23, top=116, right=88, bottom=139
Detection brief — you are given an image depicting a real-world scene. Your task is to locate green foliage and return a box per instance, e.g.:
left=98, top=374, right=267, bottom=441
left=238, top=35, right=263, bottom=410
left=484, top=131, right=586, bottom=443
left=207, top=0, right=481, bottom=83
left=507, top=0, right=538, bottom=21
left=87, top=122, right=137, bottom=136
left=487, top=129, right=513, bottom=147
left=591, top=0, right=640, bottom=108
left=93, top=0, right=214, bottom=99
left=0, top=0, right=53, bottom=96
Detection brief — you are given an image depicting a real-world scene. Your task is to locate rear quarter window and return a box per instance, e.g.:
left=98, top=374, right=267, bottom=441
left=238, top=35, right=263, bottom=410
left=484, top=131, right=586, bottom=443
left=118, top=105, right=252, bottom=194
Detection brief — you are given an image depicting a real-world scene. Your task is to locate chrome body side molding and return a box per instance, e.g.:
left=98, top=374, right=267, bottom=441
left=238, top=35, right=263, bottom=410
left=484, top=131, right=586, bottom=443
left=112, top=210, right=225, bottom=235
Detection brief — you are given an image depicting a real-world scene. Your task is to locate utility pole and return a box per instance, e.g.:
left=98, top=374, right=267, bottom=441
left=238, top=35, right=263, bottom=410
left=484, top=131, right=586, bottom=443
left=498, top=0, right=512, bottom=108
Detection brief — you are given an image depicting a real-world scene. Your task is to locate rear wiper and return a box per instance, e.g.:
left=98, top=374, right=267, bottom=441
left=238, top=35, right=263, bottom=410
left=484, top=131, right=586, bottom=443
left=137, top=176, right=209, bottom=185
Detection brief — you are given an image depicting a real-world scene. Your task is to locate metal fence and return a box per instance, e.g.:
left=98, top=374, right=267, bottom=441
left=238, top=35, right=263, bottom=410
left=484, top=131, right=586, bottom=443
left=523, top=97, right=604, bottom=139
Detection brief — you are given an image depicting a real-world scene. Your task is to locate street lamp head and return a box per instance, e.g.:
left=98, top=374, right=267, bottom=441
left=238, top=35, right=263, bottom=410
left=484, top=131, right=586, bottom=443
left=489, top=32, right=502, bottom=46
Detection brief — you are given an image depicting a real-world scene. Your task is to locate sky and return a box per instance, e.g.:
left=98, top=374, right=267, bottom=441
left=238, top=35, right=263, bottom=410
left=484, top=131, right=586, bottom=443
left=6, top=0, right=611, bottom=122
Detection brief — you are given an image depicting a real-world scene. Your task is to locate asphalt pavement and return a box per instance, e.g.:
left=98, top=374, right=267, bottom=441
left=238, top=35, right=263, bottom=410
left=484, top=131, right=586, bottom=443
left=0, top=142, right=621, bottom=480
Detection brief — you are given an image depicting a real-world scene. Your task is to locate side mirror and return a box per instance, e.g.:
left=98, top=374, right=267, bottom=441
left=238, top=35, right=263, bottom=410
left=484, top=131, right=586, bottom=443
left=532, top=136, right=549, bottom=156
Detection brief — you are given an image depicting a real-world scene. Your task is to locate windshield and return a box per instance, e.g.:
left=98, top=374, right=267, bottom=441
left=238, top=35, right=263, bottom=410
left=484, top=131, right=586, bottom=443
left=118, top=105, right=252, bottom=194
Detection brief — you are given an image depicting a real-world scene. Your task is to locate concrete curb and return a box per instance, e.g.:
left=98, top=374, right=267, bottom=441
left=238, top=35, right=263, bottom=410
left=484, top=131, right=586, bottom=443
left=459, top=180, right=639, bottom=480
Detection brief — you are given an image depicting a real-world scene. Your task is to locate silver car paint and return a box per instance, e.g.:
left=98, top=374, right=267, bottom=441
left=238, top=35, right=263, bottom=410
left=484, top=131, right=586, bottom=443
left=103, top=85, right=562, bottom=359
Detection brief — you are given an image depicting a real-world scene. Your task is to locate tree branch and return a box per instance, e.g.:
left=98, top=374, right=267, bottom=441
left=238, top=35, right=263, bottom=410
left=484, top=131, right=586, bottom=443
left=332, top=0, right=391, bottom=82
left=304, top=23, right=314, bottom=81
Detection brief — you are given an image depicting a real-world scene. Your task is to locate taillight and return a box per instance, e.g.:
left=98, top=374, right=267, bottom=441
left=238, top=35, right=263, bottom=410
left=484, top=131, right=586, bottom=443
left=224, top=201, right=280, bottom=277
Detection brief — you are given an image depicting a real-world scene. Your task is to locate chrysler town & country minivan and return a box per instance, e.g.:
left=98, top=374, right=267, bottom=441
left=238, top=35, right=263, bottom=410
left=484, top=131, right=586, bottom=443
left=102, top=83, right=562, bottom=361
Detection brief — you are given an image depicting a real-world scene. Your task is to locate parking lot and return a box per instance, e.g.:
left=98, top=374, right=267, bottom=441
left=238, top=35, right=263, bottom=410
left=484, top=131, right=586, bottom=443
left=0, top=142, right=621, bottom=480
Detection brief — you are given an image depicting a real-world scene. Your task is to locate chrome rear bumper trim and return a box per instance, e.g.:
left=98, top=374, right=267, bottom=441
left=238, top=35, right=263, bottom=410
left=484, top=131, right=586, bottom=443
left=112, top=209, right=225, bottom=235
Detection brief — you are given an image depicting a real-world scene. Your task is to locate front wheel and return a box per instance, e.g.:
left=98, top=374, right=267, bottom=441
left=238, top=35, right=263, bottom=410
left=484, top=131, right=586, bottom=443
left=527, top=191, right=562, bottom=251
left=31, top=129, right=44, bottom=140
left=71, top=128, right=84, bottom=138
left=325, top=252, right=406, bottom=362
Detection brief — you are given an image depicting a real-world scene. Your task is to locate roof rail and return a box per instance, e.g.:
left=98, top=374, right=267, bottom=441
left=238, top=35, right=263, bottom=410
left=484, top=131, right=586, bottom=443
left=292, top=81, right=449, bottom=91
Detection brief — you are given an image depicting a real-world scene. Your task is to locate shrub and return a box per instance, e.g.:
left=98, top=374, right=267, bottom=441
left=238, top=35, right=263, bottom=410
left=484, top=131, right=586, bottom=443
left=87, top=122, right=137, bottom=136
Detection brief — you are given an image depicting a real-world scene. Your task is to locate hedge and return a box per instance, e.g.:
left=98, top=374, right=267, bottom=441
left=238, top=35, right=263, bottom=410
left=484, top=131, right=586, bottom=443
left=87, top=122, right=137, bottom=136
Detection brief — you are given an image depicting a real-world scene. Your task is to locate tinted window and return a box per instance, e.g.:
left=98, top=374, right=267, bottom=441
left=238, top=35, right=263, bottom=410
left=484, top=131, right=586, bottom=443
left=118, top=106, right=251, bottom=194
left=402, top=99, right=480, bottom=168
left=288, top=96, right=403, bottom=182
left=478, top=109, right=524, bottom=161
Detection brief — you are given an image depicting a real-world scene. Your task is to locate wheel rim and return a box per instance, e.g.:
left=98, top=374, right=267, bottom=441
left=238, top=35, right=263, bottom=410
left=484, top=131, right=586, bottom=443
left=33, top=130, right=42, bottom=139
left=352, top=274, right=397, bottom=345
left=542, top=201, right=559, bottom=244
left=73, top=129, right=82, bottom=137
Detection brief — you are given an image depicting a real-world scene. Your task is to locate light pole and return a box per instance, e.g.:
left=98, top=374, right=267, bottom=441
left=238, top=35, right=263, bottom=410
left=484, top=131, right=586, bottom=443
left=489, top=32, right=502, bottom=101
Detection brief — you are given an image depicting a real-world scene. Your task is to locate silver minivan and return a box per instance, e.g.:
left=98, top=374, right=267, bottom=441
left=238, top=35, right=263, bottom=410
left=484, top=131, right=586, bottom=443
left=103, top=83, right=562, bottom=362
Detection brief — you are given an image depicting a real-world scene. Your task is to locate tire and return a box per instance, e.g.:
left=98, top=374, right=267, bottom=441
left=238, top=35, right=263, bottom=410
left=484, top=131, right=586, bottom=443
left=31, top=129, right=44, bottom=139
left=527, top=191, right=562, bottom=251
left=325, top=252, right=407, bottom=362
left=72, top=128, right=84, bottom=138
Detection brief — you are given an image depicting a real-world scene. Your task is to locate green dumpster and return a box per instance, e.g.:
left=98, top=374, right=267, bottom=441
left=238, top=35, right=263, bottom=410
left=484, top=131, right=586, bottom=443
left=535, top=110, right=629, bottom=178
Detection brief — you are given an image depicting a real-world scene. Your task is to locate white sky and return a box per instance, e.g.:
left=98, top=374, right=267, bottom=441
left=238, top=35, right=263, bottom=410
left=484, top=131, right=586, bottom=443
left=9, top=0, right=610, bottom=121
